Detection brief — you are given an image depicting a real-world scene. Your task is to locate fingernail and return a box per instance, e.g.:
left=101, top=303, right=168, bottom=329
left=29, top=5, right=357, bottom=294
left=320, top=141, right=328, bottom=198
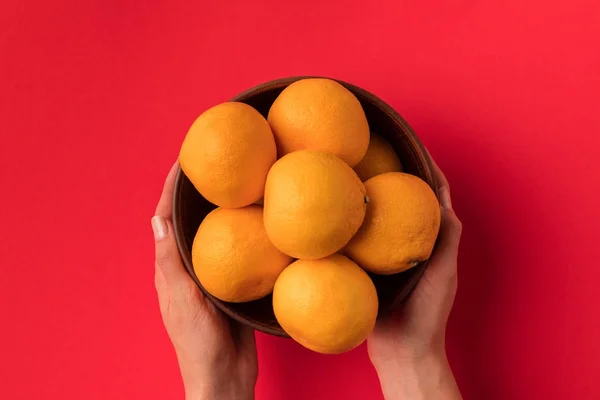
left=151, top=216, right=168, bottom=241
left=439, top=187, right=452, bottom=209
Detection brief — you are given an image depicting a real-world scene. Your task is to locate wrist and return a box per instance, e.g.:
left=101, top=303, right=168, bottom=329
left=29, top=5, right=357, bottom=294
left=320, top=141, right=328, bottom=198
left=185, top=385, right=218, bottom=400
left=185, top=382, right=254, bottom=400
left=373, top=351, right=461, bottom=400
left=180, top=366, right=255, bottom=400
left=177, top=354, right=255, bottom=400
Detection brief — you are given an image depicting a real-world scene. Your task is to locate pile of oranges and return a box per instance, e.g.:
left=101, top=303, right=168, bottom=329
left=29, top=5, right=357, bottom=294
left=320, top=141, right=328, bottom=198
left=179, top=78, right=440, bottom=354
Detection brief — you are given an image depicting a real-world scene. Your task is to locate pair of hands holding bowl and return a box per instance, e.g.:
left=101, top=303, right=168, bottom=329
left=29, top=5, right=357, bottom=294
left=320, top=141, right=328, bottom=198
left=151, top=153, right=462, bottom=400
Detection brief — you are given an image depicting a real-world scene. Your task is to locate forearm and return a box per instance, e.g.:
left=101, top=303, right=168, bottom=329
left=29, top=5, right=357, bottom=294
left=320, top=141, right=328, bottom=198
left=373, top=352, right=462, bottom=400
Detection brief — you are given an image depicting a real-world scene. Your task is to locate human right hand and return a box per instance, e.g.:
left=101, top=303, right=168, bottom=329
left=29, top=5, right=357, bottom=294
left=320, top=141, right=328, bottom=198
left=367, top=153, right=463, bottom=400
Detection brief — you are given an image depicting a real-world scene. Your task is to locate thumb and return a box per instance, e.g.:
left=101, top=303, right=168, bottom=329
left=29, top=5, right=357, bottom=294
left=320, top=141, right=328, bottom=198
left=429, top=187, right=462, bottom=269
left=151, top=215, right=190, bottom=288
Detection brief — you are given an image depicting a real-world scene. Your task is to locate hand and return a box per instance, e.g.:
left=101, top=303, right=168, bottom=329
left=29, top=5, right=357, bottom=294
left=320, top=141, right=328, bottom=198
left=151, top=162, right=258, bottom=400
left=367, top=153, right=463, bottom=400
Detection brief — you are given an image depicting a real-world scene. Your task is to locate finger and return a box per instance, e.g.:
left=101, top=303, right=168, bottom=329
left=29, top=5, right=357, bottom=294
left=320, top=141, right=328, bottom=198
left=154, top=161, right=180, bottom=220
left=151, top=215, right=192, bottom=288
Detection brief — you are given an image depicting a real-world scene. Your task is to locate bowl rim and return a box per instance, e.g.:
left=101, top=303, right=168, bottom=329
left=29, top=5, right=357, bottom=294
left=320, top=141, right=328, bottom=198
left=172, top=75, right=438, bottom=337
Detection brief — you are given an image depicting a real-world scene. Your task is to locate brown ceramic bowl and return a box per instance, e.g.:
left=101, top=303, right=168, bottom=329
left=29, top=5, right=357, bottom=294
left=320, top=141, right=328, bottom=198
left=172, top=76, right=438, bottom=337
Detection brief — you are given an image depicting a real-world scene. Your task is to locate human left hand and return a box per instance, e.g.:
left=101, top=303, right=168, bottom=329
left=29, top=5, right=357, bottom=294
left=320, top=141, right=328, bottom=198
left=151, top=162, right=258, bottom=400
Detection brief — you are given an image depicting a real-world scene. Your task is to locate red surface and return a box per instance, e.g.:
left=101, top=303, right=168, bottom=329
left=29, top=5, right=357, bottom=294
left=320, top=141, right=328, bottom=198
left=1, top=0, right=599, bottom=399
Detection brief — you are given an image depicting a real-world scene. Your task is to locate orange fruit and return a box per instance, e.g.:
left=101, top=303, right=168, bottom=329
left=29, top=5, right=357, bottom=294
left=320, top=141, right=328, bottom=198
left=353, top=133, right=403, bottom=181
left=345, top=172, right=440, bottom=275
left=273, top=254, right=379, bottom=354
left=179, top=102, right=276, bottom=208
left=267, top=78, right=370, bottom=167
left=264, top=150, right=367, bottom=259
left=192, top=205, right=292, bottom=303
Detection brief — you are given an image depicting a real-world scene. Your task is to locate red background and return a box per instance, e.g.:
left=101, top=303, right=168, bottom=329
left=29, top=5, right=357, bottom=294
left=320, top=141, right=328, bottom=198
left=1, top=0, right=599, bottom=399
